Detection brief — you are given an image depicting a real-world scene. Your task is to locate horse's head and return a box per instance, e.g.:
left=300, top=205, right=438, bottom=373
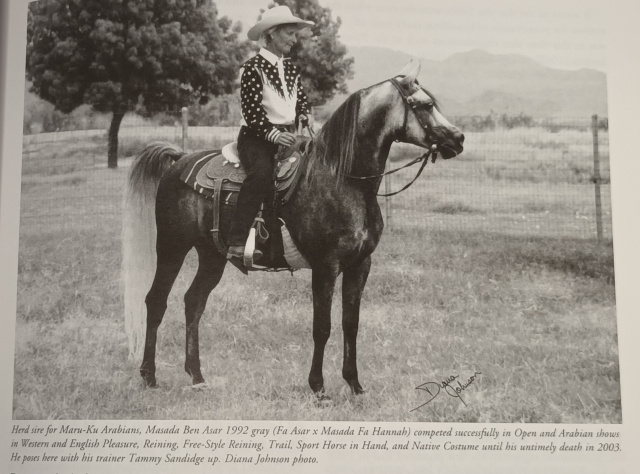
left=308, top=62, right=464, bottom=184
left=387, top=61, right=464, bottom=159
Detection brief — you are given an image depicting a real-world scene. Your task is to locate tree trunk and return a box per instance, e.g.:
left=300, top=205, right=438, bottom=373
left=107, top=111, right=126, bottom=168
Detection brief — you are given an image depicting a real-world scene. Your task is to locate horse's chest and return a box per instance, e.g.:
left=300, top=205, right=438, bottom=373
left=283, top=188, right=383, bottom=260
left=345, top=227, right=376, bottom=254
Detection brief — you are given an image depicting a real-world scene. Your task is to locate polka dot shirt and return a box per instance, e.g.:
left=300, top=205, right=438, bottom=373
left=240, top=48, right=309, bottom=143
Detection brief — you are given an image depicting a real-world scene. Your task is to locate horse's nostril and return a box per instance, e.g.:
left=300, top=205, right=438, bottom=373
left=458, top=133, right=465, bottom=144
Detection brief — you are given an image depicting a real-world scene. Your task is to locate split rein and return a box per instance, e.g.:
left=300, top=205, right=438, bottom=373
left=305, top=123, right=439, bottom=197
left=302, top=77, right=441, bottom=197
left=345, top=146, right=438, bottom=197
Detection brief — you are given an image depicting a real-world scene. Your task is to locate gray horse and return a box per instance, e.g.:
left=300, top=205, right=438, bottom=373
left=122, top=61, right=464, bottom=399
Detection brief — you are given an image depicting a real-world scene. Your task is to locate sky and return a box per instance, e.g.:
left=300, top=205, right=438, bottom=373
left=213, top=0, right=607, bottom=72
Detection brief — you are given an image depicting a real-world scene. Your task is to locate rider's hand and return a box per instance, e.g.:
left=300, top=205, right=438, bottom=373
left=275, top=132, right=296, bottom=147
left=299, top=114, right=313, bottom=127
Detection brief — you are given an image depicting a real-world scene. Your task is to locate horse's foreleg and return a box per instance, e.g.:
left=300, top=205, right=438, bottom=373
left=341, top=256, right=371, bottom=395
left=309, top=265, right=339, bottom=396
left=140, top=249, right=188, bottom=387
left=183, top=245, right=227, bottom=386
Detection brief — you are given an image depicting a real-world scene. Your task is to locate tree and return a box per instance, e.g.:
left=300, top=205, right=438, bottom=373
left=26, top=0, right=250, bottom=167
left=267, top=0, right=354, bottom=107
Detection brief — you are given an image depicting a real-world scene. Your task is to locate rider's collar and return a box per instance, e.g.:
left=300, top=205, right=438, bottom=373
left=259, top=48, right=286, bottom=66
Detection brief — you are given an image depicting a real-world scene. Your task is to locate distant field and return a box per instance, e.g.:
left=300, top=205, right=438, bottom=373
left=385, top=125, right=611, bottom=239
left=21, top=123, right=611, bottom=240
left=13, top=125, right=619, bottom=422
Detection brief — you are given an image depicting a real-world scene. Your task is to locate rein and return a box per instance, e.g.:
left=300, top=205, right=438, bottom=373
left=347, top=147, right=438, bottom=197
left=342, top=78, right=440, bottom=197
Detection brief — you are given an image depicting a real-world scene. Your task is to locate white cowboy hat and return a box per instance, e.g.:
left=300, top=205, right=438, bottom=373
left=247, top=6, right=315, bottom=41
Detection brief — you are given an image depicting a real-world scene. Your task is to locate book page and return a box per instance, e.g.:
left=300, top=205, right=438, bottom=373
left=1, top=0, right=639, bottom=472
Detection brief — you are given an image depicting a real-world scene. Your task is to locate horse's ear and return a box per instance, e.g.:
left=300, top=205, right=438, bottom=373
left=397, top=60, right=421, bottom=85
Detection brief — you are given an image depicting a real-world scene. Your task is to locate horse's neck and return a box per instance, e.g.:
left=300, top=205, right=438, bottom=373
left=305, top=129, right=392, bottom=186
left=355, top=85, right=401, bottom=179
left=353, top=130, right=393, bottom=178
left=350, top=115, right=396, bottom=182
left=304, top=85, right=399, bottom=190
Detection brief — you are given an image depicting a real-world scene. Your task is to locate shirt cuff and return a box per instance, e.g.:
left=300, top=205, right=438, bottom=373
left=266, top=128, right=282, bottom=143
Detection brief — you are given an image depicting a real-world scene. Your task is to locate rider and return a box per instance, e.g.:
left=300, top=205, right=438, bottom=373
left=227, top=6, right=314, bottom=260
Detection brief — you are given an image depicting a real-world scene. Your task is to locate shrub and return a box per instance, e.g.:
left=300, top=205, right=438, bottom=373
left=498, top=113, right=534, bottom=129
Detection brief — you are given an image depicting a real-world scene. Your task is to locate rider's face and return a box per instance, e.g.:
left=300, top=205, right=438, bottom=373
left=268, top=25, right=299, bottom=56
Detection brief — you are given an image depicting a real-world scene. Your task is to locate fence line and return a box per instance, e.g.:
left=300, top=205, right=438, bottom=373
left=20, top=116, right=611, bottom=242
left=591, top=114, right=604, bottom=243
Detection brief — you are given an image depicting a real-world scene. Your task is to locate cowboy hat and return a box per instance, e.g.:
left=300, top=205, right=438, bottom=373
left=247, top=6, right=315, bottom=41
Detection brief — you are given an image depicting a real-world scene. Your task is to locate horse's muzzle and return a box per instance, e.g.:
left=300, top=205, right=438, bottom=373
left=438, top=131, right=464, bottom=159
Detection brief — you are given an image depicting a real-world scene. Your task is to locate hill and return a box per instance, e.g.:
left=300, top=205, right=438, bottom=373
left=326, top=46, right=607, bottom=118
left=23, top=47, right=608, bottom=132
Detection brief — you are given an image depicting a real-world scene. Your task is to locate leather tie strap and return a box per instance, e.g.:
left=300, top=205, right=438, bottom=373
left=210, top=179, right=227, bottom=254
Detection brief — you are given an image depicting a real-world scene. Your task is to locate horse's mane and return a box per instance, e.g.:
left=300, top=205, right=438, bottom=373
left=306, top=92, right=361, bottom=185
left=303, top=81, right=438, bottom=185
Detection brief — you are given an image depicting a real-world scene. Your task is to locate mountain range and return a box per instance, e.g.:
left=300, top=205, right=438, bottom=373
left=329, top=46, right=607, bottom=118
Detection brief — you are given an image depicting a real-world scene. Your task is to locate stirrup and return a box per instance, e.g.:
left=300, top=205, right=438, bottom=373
left=243, top=228, right=258, bottom=267
left=226, top=245, right=262, bottom=261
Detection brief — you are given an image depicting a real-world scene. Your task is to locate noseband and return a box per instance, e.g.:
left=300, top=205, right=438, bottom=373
left=389, top=78, right=437, bottom=145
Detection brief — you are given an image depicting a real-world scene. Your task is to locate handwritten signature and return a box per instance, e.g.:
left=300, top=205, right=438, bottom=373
left=411, top=371, right=482, bottom=412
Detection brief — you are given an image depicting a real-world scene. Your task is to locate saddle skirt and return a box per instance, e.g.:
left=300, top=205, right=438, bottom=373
left=180, top=138, right=309, bottom=198
left=178, top=138, right=311, bottom=270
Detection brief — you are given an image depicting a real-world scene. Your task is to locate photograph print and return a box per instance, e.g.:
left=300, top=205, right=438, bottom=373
left=13, top=0, right=619, bottom=423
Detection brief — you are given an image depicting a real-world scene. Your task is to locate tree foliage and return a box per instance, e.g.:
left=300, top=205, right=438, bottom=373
left=267, top=0, right=353, bottom=107
left=26, top=0, right=250, bottom=167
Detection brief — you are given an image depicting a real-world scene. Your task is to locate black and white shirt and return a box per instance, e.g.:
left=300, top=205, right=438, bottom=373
left=240, top=48, right=309, bottom=143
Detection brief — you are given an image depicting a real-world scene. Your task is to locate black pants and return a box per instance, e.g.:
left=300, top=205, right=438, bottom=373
left=227, top=127, right=279, bottom=246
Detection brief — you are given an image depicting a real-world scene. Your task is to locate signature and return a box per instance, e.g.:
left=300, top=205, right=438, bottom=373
left=411, top=371, right=481, bottom=412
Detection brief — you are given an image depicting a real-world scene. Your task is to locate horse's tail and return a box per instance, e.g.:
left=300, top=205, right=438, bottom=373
left=122, top=142, right=185, bottom=362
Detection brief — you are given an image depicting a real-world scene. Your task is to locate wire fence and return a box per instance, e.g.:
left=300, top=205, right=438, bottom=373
left=381, top=116, right=610, bottom=240
left=20, top=115, right=611, bottom=242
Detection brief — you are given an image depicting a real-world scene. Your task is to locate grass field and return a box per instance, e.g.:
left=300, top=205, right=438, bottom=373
left=13, top=125, right=619, bottom=423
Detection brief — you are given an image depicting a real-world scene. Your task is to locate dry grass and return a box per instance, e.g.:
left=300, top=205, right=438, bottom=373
left=386, top=125, right=611, bottom=239
left=13, top=126, right=619, bottom=422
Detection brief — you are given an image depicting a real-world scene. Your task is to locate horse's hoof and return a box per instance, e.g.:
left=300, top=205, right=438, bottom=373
left=348, top=381, right=365, bottom=395
left=184, top=382, right=210, bottom=392
left=142, top=377, right=157, bottom=388
left=314, top=391, right=332, bottom=407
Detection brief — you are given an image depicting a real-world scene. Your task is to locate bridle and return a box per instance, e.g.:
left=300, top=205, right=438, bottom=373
left=390, top=77, right=439, bottom=145
left=344, top=78, right=440, bottom=197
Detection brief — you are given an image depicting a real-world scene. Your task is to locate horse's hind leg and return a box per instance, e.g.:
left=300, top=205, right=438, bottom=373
left=183, top=244, right=227, bottom=386
left=341, top=256, right=371, bottom=395
left=140, top=241, right=190, bottom=388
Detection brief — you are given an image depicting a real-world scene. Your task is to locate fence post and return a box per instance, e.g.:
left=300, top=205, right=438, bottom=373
left=181, top=107, right=189, bottom=152
left=384, top=161, right=392, bottom=230
left=591, top=114, right=603, bottom=243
